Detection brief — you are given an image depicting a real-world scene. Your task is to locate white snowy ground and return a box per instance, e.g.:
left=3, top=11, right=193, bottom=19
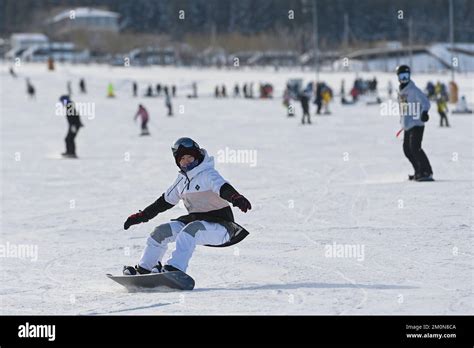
left=0, top=63, right=473, bottom=315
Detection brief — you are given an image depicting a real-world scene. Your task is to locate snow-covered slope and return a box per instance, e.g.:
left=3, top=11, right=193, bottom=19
left=0, top=63, right=472, bottom=314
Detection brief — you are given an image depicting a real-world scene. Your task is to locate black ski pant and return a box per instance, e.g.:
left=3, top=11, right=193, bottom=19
left=302, top=111, right=311, bottom=124
left=439, top=112, right=450, bottom=127
left=403, top=126, right=433, bottom=176
left=65, top=125, right=79, bottom=155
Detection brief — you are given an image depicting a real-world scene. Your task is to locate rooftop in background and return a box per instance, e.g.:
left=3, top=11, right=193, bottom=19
left=48, top=7, right=120, bottom=23
left=10, top=33, right=49, bottom=42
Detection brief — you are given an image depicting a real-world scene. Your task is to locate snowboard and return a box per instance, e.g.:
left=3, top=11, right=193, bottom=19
left=107, top=271, right=195, bottom=291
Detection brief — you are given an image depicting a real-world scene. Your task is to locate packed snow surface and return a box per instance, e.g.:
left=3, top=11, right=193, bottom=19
left=1, top=63, right=472, bottom=314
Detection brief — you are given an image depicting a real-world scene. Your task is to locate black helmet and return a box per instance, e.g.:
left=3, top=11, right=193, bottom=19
left=396, top=65, right=410, bottom=75
left=396, top=65, right=411, bottom=83
left=171, top=137, right=203, bottom=167
left=59, top=95, right=71, bottom=105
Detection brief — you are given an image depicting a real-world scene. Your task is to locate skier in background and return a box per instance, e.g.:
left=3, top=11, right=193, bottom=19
left=300, top=84, right=312, bottom=125
left=314, top=83, right=323, bottom=114
left=9, top=66, right=17, bottom=78
left=283, top=84, right=294, bottom=117
left=322, top=85, right=332, bottom=114
left=26, top=78, right=35, bottom=99
left=67, top=81, right=72, bottom=96
left=396, top=65, right=433, bottom=182
left=172, top=85, right=177, bottom=97
left=122, top=137, right=251, bottom=276
left=79, top=78, right=86, bottom=94
left=59, top=95, right=83, bottom=158
left=387, top=80, right=393, bottom=99
left=165, top=87, right=173, bottom=116
left=133, top=81, right=138, bottom=97
left=107, top=83, right=115, bottom=98
left=436, top=94, right=450, bottom=127
left=134, top=104, right=150, bottom=136
left=145, top=85, right=154, bottom=97
left=233, top=83, right=240, bottom=97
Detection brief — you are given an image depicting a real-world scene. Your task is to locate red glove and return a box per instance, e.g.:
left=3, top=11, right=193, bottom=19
left=124, top=210, right=149, bottom=230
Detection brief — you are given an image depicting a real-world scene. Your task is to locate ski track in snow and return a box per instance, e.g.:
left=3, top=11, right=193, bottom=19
left=1, top=64, right=473, bottom=315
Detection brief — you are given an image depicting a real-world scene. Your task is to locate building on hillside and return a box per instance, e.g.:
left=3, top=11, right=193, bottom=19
left=332, top=43, right=474, bottom=73
left=46, top=7, right=120, bottom=34
left=5, top=33, right=49, bottom=59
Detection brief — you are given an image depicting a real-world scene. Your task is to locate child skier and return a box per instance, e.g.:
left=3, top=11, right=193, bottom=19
left=122, top=137, right=252, bottom=275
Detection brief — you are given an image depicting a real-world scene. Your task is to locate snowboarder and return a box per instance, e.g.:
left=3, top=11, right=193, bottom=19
left=134, top=104, right=150, bottom=135
left=79, top=78, right=86, bottom=94
left=122, top=137, right=252, bottom=275
left=436, top=94, right=450, bottom=127
left=396, top=65, right=433, bottom=181
left=59, top=95, right=83, bottom=158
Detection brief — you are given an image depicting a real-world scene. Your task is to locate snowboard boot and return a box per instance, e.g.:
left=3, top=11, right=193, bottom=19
left=123, top=264, right=151, bottom=275
left=163, top=264, right=181, bottom=273
left=416, top=173, right=434, bottom=182
left=62, top=152, right=78, bottom=159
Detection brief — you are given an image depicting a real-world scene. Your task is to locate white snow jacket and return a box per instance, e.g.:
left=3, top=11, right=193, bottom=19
left=164, top=149, right=234, bottom=223
left=398, top=81, right=431, bottom=131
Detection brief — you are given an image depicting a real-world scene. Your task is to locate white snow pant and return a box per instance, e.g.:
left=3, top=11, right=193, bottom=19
left=138, top=220, right=230, bottom=272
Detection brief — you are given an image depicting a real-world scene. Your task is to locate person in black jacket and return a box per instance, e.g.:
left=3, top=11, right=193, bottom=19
left=59, top=95, right=83, bottom=158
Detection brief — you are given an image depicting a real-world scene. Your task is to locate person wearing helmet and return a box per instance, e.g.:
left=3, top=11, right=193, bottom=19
left=396, top=65, right=434, bottom=181
left=122, top=137, right=252, bottom=275
left=134, top=104, right=150, bottom=136
left=59, top=95, right=83, bottom=158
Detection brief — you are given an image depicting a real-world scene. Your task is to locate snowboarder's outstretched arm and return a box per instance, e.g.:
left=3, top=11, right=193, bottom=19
left=124, top=175, right=183, bottom=230
left=123, top=194, right=174, bottom=230
left=206, top=169, right=252, bottom=213
left=219, top=183, right=252, bottom=213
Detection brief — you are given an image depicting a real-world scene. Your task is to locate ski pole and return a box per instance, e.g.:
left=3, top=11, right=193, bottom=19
left=396, top=128, right=403, bottom=138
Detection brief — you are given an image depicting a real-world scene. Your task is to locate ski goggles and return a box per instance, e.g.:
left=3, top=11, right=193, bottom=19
left=171, top=137, right=199, bottom=157
left=397, top=72, right=410, bottom=83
